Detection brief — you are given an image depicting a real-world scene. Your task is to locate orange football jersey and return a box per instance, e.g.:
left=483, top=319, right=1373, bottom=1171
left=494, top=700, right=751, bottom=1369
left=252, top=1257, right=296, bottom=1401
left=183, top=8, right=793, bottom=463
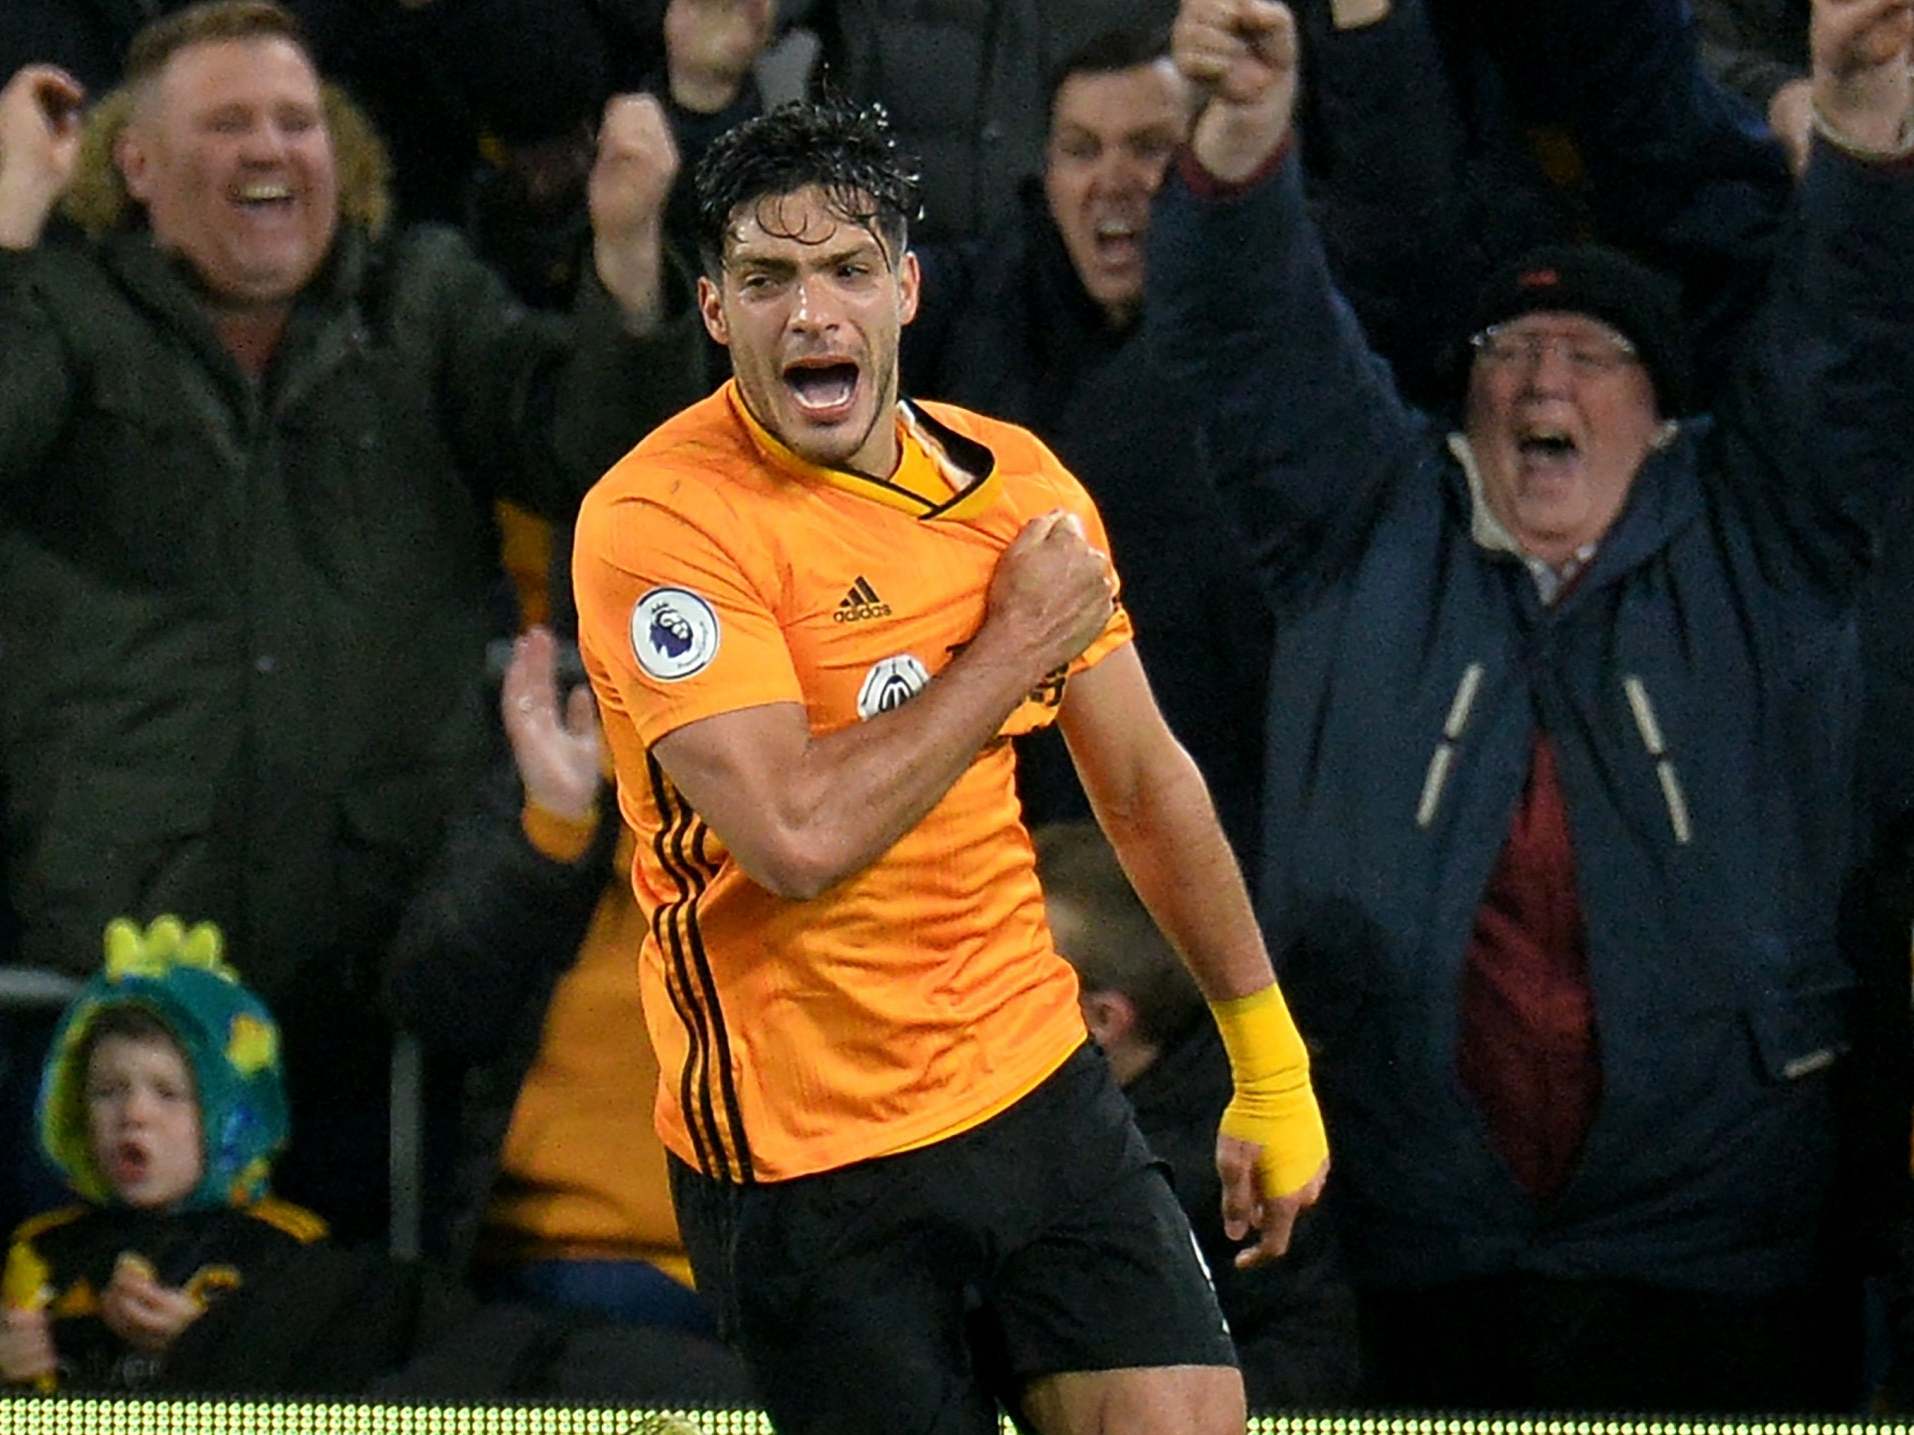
left=574, top=383, right=1134, bottom=1182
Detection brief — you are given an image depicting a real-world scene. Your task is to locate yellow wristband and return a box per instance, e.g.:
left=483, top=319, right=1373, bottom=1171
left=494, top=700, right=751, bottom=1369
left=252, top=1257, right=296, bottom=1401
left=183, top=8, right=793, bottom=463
left=1209, top=984, right=1329, bottom=1196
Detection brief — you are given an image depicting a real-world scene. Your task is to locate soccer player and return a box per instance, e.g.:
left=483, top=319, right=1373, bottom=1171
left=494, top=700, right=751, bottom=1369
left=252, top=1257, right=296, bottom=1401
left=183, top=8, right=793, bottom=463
left=571, top=97, right=1328, bottom=1435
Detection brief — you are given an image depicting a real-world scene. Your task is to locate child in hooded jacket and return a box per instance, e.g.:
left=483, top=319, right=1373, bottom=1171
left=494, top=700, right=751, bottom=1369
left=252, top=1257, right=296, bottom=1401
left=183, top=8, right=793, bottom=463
left=0, top=916, right=325, bottom=1392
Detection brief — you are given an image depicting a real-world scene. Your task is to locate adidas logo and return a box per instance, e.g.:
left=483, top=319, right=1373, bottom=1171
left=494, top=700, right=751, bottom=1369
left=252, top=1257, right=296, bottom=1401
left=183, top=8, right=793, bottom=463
left=834, top=576, right=892, bottom=623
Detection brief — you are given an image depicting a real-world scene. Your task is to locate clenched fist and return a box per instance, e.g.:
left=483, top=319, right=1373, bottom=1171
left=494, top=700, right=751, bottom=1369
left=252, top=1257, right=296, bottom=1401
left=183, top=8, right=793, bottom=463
left=1173, top=0, right=1301, bottom=182
left=983, top=510, right=1117, bottom=683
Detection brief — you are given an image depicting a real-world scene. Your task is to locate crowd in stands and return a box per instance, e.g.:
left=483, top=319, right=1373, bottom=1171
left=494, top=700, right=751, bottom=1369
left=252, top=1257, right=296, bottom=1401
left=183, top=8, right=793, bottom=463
left=0, top=0, right=1910, bottom=1417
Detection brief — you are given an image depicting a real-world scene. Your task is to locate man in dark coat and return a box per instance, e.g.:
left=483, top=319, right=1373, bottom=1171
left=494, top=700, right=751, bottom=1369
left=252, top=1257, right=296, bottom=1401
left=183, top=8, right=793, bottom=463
left=1155, top=0, right=1914, bottom=1411
left=0, top=0, right=705, bottom=1240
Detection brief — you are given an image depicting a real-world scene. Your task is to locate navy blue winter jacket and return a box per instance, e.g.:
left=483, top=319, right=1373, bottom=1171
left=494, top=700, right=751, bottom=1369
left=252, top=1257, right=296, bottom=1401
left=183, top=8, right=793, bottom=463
left=1148, top=141, right=1914, bottom=1293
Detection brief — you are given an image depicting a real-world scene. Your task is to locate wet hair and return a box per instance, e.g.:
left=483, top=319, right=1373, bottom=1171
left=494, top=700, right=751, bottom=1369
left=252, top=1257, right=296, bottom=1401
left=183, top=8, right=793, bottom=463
left=77, top=1005, right=194, bottom=1099
left=124, top=0, right=311, bottom=89
left=1043, top=24, right=1174, bottom=119
left=1034, top=820, right=1206, bottom=1049
left=693, top=95, right=922, bottom=278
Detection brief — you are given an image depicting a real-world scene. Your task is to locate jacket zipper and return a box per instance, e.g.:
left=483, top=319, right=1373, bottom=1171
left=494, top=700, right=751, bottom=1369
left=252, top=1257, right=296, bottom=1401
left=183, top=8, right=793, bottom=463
left=1416, top=662, right=1483, bottom=829
left=1622, top=675, right=1693, bottom=845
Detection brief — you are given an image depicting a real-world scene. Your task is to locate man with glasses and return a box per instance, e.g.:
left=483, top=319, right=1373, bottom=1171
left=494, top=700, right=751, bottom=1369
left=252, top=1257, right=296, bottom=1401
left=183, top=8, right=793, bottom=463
left=1151, top=0, right=1914, bottom=1413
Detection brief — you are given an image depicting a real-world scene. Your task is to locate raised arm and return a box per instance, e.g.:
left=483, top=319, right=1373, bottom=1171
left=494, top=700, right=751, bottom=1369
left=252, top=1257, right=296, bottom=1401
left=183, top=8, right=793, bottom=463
left=0, top=65, right=85, bottom=483
left=588, top=3, right=771, bottom=317
left=430, top=93, right=707, bottom=518
left=1718, top=0, right=1914, bottom=574
left=652, top=512, right=1114, bottom=900
left=589, top=92, right=683, bottom=335
left=1150, top=1, right=1420, bottom=595
left=1056, top=643, right=1328, bottom=1265
left=0, top=64, right=82, bottom=251
left=1811, top=0, right=1912, bottom=149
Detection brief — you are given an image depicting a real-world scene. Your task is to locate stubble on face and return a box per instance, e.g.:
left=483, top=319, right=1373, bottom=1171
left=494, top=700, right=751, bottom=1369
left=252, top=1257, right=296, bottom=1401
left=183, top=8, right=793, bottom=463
left=701, top=185, right=919, bottom=477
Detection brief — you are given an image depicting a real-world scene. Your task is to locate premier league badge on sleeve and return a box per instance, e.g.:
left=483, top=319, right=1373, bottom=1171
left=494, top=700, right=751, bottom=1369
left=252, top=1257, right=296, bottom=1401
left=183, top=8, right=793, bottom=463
left=632, top=587, right=721, bottom=681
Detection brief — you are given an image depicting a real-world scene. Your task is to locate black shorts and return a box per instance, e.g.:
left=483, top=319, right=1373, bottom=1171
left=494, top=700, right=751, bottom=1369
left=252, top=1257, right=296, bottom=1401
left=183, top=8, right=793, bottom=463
left=669, top=1041, right=1236, bottom=1434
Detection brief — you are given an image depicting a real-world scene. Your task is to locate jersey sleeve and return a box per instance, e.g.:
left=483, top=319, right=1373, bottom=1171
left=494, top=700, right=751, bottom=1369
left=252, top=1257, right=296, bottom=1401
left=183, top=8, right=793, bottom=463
left=574, top=478, right=803, bottom=749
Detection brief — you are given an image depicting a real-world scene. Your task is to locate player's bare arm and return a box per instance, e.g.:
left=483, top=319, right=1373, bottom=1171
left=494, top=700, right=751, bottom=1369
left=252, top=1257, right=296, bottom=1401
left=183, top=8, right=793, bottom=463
left=652, top=510, right=1114, bottom=899
left=1059, top=647, right=1269, bottom=998
left=1058, top=646, right=1328, bottom=1265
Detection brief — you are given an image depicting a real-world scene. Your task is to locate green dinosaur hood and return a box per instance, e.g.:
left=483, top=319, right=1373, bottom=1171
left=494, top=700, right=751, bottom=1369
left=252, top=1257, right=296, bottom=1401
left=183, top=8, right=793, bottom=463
left=37, top=917, right=289, bottom=1210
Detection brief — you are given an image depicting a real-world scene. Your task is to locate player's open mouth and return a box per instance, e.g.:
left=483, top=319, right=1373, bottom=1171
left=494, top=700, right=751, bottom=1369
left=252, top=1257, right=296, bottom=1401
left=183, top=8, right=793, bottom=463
left=784, top=360, right=860, bottom=422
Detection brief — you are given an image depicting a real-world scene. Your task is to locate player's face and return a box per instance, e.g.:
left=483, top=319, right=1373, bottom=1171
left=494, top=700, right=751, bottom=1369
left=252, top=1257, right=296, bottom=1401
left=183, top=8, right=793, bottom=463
left=1042, top=60, right=1187, bottom=327
left=699, top=185, right=921, bottom=477
left=85, top=1033, right=204, bottom=1209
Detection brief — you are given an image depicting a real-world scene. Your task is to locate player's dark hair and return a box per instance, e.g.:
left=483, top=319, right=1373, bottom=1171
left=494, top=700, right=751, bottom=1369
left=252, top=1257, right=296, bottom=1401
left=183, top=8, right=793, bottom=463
left=694, top=95, right=922, bottom=277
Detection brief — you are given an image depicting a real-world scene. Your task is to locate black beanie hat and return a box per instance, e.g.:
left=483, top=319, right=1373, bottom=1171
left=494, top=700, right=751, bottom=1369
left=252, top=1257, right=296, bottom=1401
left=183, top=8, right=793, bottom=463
left=1462, top=243, right=1691, bottom=415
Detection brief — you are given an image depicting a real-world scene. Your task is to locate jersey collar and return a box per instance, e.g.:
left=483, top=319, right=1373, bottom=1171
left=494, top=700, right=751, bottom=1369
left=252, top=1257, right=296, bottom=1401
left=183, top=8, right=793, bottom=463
left=726, top=383, right=1002, bottom=522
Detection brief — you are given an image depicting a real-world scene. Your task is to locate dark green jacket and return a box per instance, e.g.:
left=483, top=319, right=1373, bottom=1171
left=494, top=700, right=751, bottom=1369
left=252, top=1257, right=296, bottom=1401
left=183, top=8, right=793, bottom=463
left=0, top=222, right=703, bottom=1002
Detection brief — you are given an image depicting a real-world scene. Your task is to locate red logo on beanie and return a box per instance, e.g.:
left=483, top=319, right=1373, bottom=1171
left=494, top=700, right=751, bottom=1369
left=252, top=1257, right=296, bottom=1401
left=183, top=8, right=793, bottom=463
left=1519, top=268, right=1560, bottom=289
